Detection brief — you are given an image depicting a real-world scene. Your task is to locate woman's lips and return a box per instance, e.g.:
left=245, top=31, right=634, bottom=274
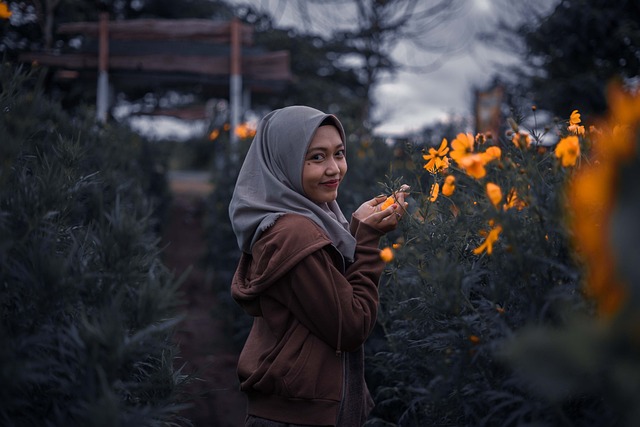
left=321, top=179, right=340, bottom=188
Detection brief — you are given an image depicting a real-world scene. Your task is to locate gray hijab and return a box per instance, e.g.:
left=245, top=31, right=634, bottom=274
left=228, top=105, right=356, bottom=261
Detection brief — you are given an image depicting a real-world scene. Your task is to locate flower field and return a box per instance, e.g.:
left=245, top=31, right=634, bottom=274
left=366, top=83, right=640, bottom=426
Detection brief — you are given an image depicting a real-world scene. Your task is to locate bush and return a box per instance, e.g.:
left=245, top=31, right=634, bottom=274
left=0, top=63, right=186, bottom=426
left=367, top=87, right=640, bottom=426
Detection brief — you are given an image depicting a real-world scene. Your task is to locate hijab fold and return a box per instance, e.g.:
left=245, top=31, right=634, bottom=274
left=229, top=106, right=357, bottom=262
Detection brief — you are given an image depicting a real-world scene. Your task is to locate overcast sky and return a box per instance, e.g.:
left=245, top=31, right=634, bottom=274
left=232, top=0, right=518, bottom=136
left=129, top=0, right=535, bottom=139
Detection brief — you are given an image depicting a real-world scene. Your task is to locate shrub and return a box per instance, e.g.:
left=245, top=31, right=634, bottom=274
left=0, top=63, right=186, bottom=426
left=368, top=88, right=640, bottom=426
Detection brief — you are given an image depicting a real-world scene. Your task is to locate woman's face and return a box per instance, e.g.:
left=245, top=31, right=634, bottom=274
left=302, top=125, right=347, bottom=204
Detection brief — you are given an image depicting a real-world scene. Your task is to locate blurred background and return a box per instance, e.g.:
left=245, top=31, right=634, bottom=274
left=1, top=0, right=639, bottom=426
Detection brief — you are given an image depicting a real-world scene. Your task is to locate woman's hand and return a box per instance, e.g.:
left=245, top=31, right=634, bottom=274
left=353, top=186, right=410, bottom=233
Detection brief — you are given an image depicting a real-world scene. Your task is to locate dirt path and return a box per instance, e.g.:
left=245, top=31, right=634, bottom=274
left=162, top=172, right=246, bottom=427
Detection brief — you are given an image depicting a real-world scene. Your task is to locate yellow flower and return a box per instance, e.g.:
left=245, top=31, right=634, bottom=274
left=380, top=247, right=394, bottom=263
left=472, top=224, right=503, bottom=255
left=441, top=175, right=456, bottom=196
left=568, top=109, right=585, bottom=135
left=430, top=182, right=440, bottom=202
left=450, top=133, right=475, bottom=163
left=555, top=135, right=581, bottom=167
left=485, top=182, right=502, bottom=207
left=0, top=2, right=11, bottom=19
left=422, top=138, right=450, bottom=173
left=458, top=153, right=487, bottom=179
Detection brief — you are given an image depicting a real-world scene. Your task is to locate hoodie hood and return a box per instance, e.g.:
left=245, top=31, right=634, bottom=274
left=230, top=214, right=335, bottom=316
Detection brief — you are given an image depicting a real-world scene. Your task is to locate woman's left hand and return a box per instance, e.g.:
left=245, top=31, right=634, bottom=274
left=353, top=186, right=409, bottom=233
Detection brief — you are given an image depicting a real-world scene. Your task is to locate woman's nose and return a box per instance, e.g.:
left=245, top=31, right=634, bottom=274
left=325, top=158, right=340, bottom=175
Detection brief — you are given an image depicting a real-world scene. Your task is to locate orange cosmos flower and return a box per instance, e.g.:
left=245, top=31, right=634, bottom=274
left=235, top=123, right=257, bottom=139
left=450, top=133, right=475, bottom=163
left=380, top=247, right=394, bottom=263
left=0, top=2, right=11, bottom=19
left=485, top=182, right=502, bottom=207
left=568, top=109, right=585, bottom=135
left=442, top=175, right=456, bottom=196
left=472, top=224, right=503, bottom=255
left=208, top=129, right=220, bottom=141
left=555, top=135, right=581, bottom=167
left=423, top=139, right=450, bottom=173
left=430, top=182, right=440, bottom=202
left=481, top=146, right=502, bottom=163
left=504, top=188, right=526, bottom=211
left=458, top=153, right=487, bottom=179
left=512, top=131, right=531, bottom=149
left=380, top=196, right=396, bottom=210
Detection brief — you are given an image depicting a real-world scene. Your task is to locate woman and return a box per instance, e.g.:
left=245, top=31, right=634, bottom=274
left=229, top=105, right=407, bottom=426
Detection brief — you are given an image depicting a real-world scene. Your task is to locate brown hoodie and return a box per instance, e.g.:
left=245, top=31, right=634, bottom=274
left=231, top=213, right=385, bottom=426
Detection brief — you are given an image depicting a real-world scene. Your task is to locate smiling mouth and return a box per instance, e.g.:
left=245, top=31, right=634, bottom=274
left=321, top=179, right=340, bottom=187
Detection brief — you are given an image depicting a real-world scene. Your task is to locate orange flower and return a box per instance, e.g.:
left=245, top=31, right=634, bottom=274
left=423, top=138, right=450, bottom=173
left=504, top=188, right=526, bottom=211
left=469, top=335, right=481, bottom=344
left=441, top=175, right=456, bottom=196
left=450, top=133, right=475, bottom=163
left=568, top=109, right=585, bottom=135
left=430, top=182, right=440, bottom=202
left=380, top=247, right=394, bottom=263
left=208, top=129, right=220, bottom=141
left=481, top=146, right=502, bottom=163
left=235, top=122, right=257, bottom=139
left=511, top=131, right=531, bottom=149
left=458, top=153, right=487, bottom=179
left=485, top=182, right=502, bottom=207
left=472, top=224, right=503, bottom=255
left=0, top=2, right=11, bottom=19
left=380, top=196, right=395, bottom=210
left=555, top=135, right=581, bottom=167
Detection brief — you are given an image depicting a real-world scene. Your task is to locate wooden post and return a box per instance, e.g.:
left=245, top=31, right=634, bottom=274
left=96, top=11, right=109, bottom=124
left=229, top=17, right=242, bottom=146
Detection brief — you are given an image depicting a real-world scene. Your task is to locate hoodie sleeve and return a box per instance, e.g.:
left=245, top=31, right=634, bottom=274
left=259, top=215, right=385, bottom=353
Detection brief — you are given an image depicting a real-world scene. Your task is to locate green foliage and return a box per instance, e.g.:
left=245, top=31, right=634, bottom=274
left=0, top=63, right=186, bottom=426
left=519, top=0, right=640, bottom=117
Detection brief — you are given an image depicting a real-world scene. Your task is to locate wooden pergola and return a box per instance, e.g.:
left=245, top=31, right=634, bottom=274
left=19, top=16, right=292, bottom=138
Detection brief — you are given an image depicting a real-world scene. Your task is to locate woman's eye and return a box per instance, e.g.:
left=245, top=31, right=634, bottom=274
left=335, top=150, right=346, bottom=158
left=310, top=154, right=325, bottom=161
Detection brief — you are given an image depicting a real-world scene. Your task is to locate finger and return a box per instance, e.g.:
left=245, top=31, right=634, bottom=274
left=368, top=195, right=388, bottom=206
left=378, top=204, right=398, bottom=222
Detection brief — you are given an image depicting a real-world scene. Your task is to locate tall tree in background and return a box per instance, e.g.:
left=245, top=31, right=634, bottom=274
left=243, top=0, right=470, bottom=137
left=513, top=0, right=640, bottom=117
left=236, top=5, right=367, bottom=135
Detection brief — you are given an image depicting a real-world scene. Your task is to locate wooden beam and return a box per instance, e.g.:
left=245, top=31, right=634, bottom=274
left=19, top=51, right=292, bottom=81
left=57, top=19, right=253, bottom=45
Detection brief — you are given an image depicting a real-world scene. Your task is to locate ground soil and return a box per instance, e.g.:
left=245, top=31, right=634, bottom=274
left=162, top=172, right=246, bottom=427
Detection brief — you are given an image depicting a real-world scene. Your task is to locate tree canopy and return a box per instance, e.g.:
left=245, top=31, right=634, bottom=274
left=517, top=0, right=640, bottom=117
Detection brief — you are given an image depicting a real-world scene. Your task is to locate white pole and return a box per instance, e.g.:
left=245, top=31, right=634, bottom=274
left=96, top=11, right=109, bottom=124
left=230, top=18, right=242, bottom=146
